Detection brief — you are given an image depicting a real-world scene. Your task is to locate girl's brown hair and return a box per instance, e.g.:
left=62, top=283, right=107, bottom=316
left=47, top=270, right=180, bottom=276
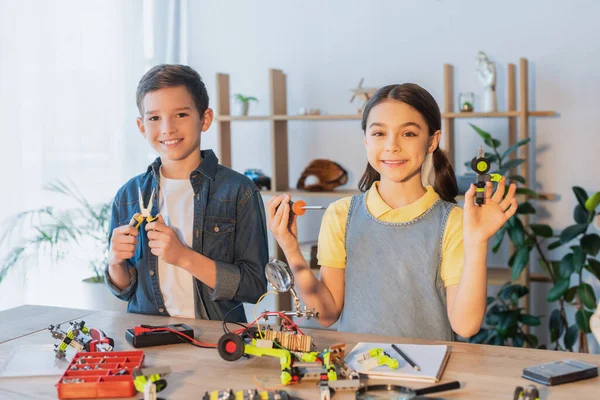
left=358, top=83, right=458, bottom=203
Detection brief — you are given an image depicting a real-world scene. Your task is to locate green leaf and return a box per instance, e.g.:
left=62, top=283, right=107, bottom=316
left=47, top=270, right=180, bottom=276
left=549, top=309, right=564, bottom=342
left=486, top=296, right=495, bottom=306
left=570, top=246, right=586, bottom=273
left=564, top=286, right=578, bottom=302
left=558, top=253, right=574, bottom=279
left=585, top=259, right=600, bottom=280
left=516, top=202, right=536, bottom=215
left=508, top=217, right=526, bottom=247
left=559, top=224, right=588, bottom=244
left=576, top=309, right=592, bottom=334
left=518, top=314, right=541, bottom=326
left=492, top=333, right=504, bottom=346
left=530, top=224, right=553, bottom=238
left=501, top=159, right=526, bottom=171
left=485, top=304, right=502, bottom=325
left=499, top=284, right=529, bottom=301
left=574, top=205, right=589, bottom=224
left=508, top=175, right=526, bottom=184
left=585, top=192, right=600, bottom=212
left=548, top=240, right=563, bottom=250
left=513, top=335, right=524, bottom=347
left=564, top=325, right=578, bottom=350
left=501, top=138, right=531, bottom=160
left=581, top=234, right=600, bottom=256
left=515, top=188, right=538, bottom=198
left=469, top=123, right=492, bottom=140
left=573, top=186, right=588, bottom=209
left=498, top=311, right=518, bottom=336
left=468, top=329, right=489, bottom=344
left=492, top=226, right=506, bottom=253
left=525, top=334, right=539, bottom=348
left=547, top=278, right=570, bottom=301
left=485, top=137, right=502, bottom=148
left=511, top=247, right=530, bottom=281
left=484, top=152, right=498, bottom=163
left=577, top=283, right=597, bottom=309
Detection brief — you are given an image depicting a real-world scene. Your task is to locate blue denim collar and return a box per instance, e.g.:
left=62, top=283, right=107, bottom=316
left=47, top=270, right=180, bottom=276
left=147, top=149, right=219, bottom=180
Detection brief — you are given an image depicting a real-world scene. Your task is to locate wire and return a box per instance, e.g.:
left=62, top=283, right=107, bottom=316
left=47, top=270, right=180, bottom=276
left=133, top=327, right=217, bottom=348
left=254, top=291, right=277, bottom=339
left=222, top=302, right=246, bottom=334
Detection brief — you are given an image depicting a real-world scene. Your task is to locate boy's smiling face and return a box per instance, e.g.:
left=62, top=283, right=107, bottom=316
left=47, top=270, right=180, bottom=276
left=137, top=85, right=212, bottom=177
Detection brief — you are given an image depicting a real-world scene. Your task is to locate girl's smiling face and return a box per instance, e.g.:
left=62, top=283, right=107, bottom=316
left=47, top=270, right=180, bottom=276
left=364, top=99, right=440, bottom=185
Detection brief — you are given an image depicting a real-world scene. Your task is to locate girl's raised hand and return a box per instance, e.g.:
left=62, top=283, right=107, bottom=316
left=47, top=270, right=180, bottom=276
left=463, top=177, right=518, bottom=244
left=266, top=194, right=299, bottom=254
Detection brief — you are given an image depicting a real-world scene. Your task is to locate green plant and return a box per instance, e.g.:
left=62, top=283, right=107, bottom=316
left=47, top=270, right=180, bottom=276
left=466, top=124, right=600, bottom=352
left=469, top=283, right=542, bottom=348
left=0, top=181, right=111, bottom=284
left=233, top=93, right=258, bottom=104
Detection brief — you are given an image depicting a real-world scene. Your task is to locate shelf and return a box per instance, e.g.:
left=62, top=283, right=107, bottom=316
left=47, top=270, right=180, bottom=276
left=274, top=114, right=361, bottom=121
left=442, top=111, right=556, bottom=118
left=215, top=115, right=271, bottom=121
left=261, top=189, right=360, bottom=198
left=259, top=189, right=555, bottom=202
left=215, top=114, right=361, bottom=122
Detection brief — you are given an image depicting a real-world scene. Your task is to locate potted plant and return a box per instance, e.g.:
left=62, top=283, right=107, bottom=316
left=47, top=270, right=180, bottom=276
left=233, top=93, right=258, bottom=116
left=0, top=181, right=126, bottom=311
left=465, top=124, right=600, bottom=352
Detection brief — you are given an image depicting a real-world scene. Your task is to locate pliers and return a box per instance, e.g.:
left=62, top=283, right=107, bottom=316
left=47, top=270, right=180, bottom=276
left=129, top=187, right=158, bottom=229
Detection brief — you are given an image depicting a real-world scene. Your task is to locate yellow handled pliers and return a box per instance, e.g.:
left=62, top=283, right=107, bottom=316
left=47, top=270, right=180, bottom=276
left=128, top=187, right=158, bottom=229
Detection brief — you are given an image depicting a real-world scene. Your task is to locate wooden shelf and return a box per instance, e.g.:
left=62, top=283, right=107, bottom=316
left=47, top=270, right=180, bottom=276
left=215, top=115, right=271, bottom=121
left=274, top=114, right=361, bottom=121
left=442, top=111, right=556, bottom=118
left=259, top=189, right=555, bottom=202
left=215, top=114, right=361, bottom=121
left=261, top=189, right=360, bottom=198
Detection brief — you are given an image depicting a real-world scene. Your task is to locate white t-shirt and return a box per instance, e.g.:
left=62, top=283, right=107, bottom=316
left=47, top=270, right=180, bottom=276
left=157, top=168, right=195, bottom=318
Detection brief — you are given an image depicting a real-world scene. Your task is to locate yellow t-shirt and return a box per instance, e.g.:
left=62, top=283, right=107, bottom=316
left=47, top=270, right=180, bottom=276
left=317, top=183, right=464, bottom=287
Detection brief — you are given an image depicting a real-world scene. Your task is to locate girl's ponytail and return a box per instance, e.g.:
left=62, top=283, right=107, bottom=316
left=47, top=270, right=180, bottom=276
left=432, top=147, right=458, bottom=203
left=358, top=163, right=380, bottom=193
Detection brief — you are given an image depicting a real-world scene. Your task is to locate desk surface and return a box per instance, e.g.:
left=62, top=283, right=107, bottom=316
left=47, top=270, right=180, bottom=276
left=0, top=305, right=599, bottom=400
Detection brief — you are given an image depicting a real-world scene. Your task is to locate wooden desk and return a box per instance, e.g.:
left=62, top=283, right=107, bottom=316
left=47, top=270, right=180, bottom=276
left=0, top=305, right=598, bottom=399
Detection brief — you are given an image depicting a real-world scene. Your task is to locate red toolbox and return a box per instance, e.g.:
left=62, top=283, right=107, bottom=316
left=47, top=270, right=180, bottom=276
left=55, top=350, right=144, bottom=399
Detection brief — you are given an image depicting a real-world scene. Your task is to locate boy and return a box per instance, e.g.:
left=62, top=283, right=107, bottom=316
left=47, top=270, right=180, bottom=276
left=105, top=64, right=268, bottom=322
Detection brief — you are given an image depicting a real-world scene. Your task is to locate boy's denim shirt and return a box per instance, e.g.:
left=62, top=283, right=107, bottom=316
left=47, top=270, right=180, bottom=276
left=104, top=149, right=268, bottom=322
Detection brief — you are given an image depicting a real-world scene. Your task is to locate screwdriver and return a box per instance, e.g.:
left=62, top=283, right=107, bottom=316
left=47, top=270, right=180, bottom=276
left=288, top=200, right=326, bottom=216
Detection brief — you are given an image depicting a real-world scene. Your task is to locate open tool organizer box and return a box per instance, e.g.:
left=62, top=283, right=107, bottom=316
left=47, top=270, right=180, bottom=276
left=55, top=351, right=144, bottom=399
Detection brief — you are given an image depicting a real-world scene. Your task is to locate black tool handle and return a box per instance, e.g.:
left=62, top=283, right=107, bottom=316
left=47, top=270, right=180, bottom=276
left=414, top=381, right=461, bottom=396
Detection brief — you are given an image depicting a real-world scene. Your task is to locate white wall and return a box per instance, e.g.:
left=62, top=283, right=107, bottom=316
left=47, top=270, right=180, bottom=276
left=188, top=0, right=600, bottom=349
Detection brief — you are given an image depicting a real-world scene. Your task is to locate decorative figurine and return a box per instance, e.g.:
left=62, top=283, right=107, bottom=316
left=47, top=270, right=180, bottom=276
left=476, top=51, right=497, bottom=112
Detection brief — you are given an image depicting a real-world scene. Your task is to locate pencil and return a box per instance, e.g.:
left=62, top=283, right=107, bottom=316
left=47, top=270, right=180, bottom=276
left=391, top=344, right=421, bottom=371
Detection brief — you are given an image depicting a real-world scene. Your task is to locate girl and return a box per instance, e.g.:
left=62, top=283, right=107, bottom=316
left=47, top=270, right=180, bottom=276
left=266, top=83, right=517, bottom=340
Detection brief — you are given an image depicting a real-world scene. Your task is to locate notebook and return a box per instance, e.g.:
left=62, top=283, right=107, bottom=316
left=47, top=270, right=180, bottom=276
left=345, top=342, right=451, bottom=383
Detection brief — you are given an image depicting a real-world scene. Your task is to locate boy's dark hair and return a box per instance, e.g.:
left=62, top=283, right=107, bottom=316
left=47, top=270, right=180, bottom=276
left=136, top=64, right=209, bottom=116
left=358, top=83, right=458, bottom=203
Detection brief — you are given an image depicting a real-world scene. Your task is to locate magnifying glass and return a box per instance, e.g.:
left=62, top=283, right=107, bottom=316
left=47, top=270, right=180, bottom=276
left=355, top=380, right=461, bottom=399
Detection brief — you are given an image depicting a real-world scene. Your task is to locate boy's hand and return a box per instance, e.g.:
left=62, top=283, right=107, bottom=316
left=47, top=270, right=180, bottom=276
left=266, top=194, right=299, bottom=254
left=146, top=214, right=189, bottom=266
left=463, top=177, right=518, bottom=245
left=108, top=225, right=138, bottom=264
